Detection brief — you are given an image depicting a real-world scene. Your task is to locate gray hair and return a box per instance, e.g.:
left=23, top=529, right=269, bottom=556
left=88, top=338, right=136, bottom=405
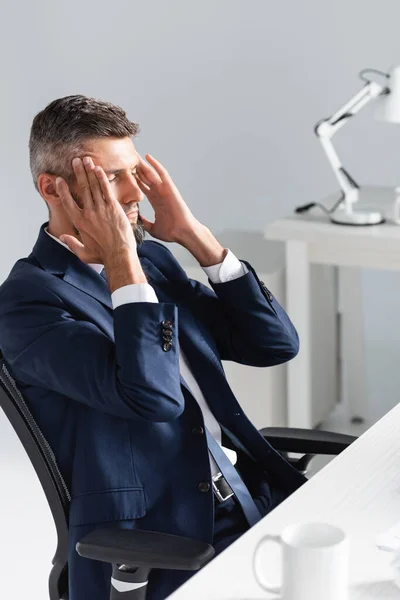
left=29, top=95, right=140, bottom=196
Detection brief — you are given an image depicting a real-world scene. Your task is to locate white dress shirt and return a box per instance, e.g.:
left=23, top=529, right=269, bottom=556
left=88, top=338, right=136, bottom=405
left=45, top=228, right=249, bottom=477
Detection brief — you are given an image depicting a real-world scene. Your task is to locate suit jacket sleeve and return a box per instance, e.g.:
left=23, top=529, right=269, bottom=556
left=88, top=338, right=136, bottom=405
left=0, top=279, right=184, bottom=422
left=188, top=259, right=299, bottom=367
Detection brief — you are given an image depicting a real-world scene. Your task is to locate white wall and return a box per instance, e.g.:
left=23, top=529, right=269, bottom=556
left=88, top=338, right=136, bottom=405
left=2, top=0, right=399, bottom=419
left=1, top=1, right=400, bottom=260
left=1, top=0, right=400, bottom=595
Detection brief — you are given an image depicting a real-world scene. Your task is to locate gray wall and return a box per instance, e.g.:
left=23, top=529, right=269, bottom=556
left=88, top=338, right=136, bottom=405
left=2, top=2, right=400, bottom=596
left=1, top=0, right=400, bottom=417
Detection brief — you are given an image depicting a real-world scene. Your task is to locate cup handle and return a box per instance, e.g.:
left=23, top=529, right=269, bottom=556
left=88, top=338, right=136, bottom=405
left=253, top=534, right=282, bottom=594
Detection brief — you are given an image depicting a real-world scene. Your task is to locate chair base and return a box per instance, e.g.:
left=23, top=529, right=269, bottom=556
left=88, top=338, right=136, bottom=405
left=111, top=565, right=150, bottom=599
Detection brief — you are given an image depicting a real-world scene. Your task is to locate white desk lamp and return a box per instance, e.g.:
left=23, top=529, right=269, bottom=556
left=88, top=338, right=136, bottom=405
left=305, top=67, right=400, bottom=225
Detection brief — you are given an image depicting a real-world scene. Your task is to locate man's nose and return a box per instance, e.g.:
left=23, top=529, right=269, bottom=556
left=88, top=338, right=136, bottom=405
left=120, top=174, right=143, bottom=204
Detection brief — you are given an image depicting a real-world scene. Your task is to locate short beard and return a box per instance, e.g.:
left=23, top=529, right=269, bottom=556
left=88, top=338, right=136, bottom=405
left=134, top=213, right=146, bottom=246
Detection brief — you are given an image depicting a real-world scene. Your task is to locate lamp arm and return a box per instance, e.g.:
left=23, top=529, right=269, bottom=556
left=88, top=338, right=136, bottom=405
left=315, top=80, right=385, bottom=201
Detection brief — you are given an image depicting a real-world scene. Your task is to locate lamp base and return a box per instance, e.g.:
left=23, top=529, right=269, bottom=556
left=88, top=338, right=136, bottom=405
left=330, top=210, right=385, bottom=225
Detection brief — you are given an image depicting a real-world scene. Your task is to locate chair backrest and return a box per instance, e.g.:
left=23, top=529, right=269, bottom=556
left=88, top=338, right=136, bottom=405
left=0, top=351, right=70, bottom=600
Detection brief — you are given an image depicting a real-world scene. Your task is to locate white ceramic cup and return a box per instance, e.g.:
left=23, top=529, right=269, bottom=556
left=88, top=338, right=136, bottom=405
left=253, top=522, right=349, bottom=600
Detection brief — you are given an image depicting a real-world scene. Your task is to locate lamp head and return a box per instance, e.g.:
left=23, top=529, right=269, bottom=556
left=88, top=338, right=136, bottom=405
left=374, top=66, right=400, bottom=123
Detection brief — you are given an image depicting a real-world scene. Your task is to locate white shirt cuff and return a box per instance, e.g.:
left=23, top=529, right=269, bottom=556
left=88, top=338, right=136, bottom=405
left=202, top=249, right=249, bottom=284
left=111, top=283, right=159, bottom=309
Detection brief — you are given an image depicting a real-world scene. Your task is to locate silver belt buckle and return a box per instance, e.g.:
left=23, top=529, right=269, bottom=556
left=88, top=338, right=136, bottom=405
left=212, top=472, right=234, bottom=503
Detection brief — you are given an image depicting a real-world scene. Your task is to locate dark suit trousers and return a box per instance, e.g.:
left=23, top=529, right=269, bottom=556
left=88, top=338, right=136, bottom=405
left=71, top=456, right=292, bottom=600
left=145, top=456, right=291, bottom=600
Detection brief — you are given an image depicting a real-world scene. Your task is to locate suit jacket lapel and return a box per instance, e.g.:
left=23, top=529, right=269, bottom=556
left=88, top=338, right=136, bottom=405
left=31, top=222, right=113, bottom=310
left=63, top=262, right=112, bottom=310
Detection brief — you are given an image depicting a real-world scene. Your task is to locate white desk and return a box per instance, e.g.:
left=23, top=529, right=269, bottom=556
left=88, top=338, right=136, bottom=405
left=264, top=187, right=400, bottom=429
left=168, top=401, right=400, bottom=599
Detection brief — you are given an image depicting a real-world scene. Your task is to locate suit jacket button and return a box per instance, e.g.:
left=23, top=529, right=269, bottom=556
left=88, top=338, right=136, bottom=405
left=162, top=333, right=173, bottom=341
left=163, top=342, right=173, bottom=352
left=192, top=426, right=204, bottom=435
left=260, top=280, right=273, bottom=301
left=161, top=320, right=172, bottom=328
left=198, top=482, right=211, bottom=493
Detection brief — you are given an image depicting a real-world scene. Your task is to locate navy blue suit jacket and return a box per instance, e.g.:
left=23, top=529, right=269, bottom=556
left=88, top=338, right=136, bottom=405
left=0, top=222, right=306, bottom=599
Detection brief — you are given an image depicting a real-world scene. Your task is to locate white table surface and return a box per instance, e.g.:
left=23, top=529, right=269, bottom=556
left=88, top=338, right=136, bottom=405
left=265, top=188, right=400, bottom=271
left=168, top=402, right=400, bottom=599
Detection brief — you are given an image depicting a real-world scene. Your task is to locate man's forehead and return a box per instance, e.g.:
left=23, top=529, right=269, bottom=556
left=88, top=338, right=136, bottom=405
left=80, top=138, right=139, bottom=173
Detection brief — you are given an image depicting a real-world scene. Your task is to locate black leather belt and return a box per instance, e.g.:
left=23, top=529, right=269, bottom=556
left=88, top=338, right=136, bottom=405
left=212, top=472, right=235, bottom=503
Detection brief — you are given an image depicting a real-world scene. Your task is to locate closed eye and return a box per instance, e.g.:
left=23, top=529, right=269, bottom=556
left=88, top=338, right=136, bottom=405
left=108, top=168, right=138, bottom=183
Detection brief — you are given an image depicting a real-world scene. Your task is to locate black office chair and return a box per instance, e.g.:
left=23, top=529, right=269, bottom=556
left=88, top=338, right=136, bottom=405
left=0, top=353, right=357, bottom=600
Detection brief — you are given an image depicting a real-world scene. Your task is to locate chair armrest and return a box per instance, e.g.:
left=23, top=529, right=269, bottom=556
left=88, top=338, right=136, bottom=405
left=76, top=528, right=215, bottom=571
left=259, top=427, right=357, bottom=455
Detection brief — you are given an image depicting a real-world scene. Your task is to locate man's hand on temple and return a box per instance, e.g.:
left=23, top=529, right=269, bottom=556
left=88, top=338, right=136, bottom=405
left=55, top=156, right=137, bottom=264
left=55, top=156, right=147, bottom=293
left=134, top=153, right=201, bottom=244
left=136, top=154, right=227, bottom=267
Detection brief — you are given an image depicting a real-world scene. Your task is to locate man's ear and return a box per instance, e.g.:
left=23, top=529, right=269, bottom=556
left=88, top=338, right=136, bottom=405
left=37, top=173, right=63, bottom=207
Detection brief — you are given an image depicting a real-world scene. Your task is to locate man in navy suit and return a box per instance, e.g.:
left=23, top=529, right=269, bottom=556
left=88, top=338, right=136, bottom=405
left=0, top=95, right=307, bottom=600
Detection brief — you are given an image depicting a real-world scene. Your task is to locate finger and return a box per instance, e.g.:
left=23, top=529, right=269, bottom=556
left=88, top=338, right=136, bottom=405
left=72, top=157, right=94, bottom=207
left=136, top=167, right=152, bottom=187
left=135, top=174, right=151, bottom=194
left=56, top=177, right=81, bottom=219
left=94, top=166, right=116, bottom=204
left=145, top=153, right=171, bottom=182
left=137, top=155, right=162, bottom=186
left=58, top=234, right=86, bottom=257
left=83, top=157, right=104, bottom=204
left=139, top=214, right=154, bottom=234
